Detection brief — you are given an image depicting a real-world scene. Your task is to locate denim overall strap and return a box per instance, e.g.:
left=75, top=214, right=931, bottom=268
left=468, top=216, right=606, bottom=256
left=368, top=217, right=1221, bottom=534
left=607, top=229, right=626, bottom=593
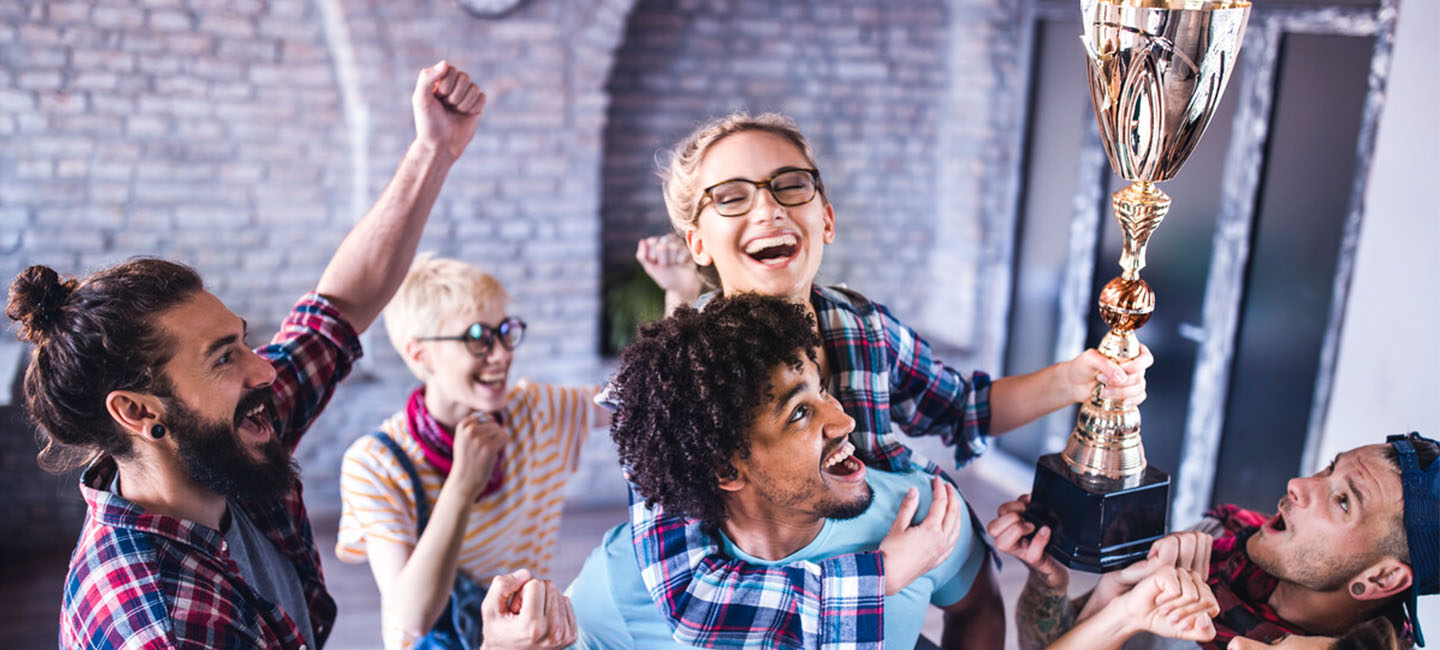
left=369, top=432, right=483, bottom=650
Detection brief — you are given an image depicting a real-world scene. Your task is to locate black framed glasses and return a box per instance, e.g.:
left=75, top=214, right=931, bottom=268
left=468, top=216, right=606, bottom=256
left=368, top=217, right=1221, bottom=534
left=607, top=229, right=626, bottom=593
left=416, top=317, right=527, bottom=357
left=700, top=168, right=822, bottom=217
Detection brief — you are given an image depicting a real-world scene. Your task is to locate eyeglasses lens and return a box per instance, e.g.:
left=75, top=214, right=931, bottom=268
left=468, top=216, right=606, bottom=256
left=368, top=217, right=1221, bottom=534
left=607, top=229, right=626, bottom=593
left=710, top=170, right=817, bottom=217
left=499, top=318, right=525, bottom=348
left=710, top=183, right=753, bottom=216
left=770, top=170, right=816, bottom=205
left=464, top=323, right=496, bottom=357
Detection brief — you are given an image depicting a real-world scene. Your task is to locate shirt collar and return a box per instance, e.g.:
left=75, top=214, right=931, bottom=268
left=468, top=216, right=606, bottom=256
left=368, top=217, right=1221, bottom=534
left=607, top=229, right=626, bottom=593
left=79, top=456, right=227, bottom=555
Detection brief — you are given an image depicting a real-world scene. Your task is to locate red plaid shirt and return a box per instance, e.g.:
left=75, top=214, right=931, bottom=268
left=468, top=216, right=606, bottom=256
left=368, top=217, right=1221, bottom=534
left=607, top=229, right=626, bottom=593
left=1203, top=504, right=1410, bottom=649
left=60, top=294, right=362, bottom=650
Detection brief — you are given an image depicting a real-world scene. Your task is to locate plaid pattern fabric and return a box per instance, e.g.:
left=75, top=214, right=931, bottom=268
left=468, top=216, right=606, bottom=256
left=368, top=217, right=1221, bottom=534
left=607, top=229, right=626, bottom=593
left=629, top=285, right=991, bottom=649
left=1202, top=504, right=1413, bottom=649
left=1202, top=504, right=1297, bottom=650
left=61, top=293, right=362, bottom=650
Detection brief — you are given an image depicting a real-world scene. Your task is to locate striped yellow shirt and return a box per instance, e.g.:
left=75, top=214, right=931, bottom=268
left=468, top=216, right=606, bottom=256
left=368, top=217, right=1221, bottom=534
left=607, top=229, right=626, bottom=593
left=335, top=379, right=600, bottom=648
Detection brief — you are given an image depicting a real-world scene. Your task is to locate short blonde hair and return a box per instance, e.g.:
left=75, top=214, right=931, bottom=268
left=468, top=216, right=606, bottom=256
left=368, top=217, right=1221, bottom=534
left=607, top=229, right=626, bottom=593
left=659, top=111, right=825, bottom=235
left=384, top=252, right=509, bottom=381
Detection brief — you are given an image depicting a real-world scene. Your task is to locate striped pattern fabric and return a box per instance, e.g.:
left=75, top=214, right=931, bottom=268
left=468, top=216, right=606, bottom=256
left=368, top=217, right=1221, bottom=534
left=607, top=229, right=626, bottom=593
left=61, top=293, right=362, bottom=650
left=336, top=380, right=600, bottom=650
left=631, top=285, right=991, bottom=649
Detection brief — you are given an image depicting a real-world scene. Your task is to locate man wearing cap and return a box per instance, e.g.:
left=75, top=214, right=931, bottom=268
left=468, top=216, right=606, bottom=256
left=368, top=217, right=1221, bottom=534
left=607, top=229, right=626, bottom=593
left=995, top=431, right=1438, bottom=649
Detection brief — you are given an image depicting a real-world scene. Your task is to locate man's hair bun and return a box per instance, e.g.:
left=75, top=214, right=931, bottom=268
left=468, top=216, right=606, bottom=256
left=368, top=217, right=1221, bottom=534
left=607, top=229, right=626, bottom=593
left=6, top=265, right=78, bottom=344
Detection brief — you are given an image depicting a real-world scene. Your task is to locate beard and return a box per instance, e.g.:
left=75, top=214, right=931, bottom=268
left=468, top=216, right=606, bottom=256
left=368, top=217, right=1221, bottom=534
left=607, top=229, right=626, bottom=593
left=165, top=389, right=297, bottom=502
left=1248, top=529, right=1370, bottom=592
left=823, top=482, right=875, bottom=520
left=750, top=468, right=876, bottom=522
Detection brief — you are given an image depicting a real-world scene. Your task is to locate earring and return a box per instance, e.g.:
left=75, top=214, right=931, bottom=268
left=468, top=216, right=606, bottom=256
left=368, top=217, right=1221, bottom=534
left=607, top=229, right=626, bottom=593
left=1350, top=583, right=1365, bottom=596
left=150, top=424, right=166, bottom=439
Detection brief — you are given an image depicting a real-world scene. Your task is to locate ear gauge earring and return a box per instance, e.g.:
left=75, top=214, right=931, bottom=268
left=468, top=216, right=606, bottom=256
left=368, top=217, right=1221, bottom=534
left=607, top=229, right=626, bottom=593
left=1351, top=583, right=1366, bottom=596
left=150, top=424, right=166, bottom=439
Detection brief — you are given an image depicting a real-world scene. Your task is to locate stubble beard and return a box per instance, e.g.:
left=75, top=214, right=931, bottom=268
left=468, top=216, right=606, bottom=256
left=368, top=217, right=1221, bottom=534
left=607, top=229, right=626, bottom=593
left=824, top=482, right=875, bottom=520
left=1249, top=531, right=1368, bottom=593
left=755, top=469, right=875, bottom=522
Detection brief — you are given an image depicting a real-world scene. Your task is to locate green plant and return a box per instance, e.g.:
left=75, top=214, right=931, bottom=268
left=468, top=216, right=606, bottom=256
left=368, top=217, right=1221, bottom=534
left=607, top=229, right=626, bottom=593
left=603, top=261, right=665, bottom=355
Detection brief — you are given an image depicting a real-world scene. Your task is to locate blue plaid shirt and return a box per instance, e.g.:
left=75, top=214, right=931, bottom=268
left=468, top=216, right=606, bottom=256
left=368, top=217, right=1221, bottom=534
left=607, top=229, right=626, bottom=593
left=629, top=285, right=992, bottom=649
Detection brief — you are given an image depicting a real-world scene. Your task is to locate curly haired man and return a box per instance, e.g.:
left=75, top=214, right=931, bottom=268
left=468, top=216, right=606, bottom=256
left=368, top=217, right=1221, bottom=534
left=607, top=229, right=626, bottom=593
left=565, top=293, right=983, bottom=650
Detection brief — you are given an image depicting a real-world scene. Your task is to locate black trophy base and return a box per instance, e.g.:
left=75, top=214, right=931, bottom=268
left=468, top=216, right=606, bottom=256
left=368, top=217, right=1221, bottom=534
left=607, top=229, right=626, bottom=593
left=1023, top=453, right=1170, bottom=574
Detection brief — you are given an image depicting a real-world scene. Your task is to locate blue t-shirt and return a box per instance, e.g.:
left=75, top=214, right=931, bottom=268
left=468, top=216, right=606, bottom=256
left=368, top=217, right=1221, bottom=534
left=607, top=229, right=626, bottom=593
left=565, top=468, right=985, bottom=649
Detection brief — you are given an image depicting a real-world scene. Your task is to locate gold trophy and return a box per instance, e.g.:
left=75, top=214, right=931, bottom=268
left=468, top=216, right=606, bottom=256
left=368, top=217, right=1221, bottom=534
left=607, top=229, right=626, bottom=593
left=1025, top=0, right=1251, bottom=572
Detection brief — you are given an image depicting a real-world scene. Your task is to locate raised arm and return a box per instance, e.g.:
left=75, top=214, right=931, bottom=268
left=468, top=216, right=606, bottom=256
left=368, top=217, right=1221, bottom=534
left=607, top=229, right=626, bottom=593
left=316, top=61, right=486, bottom=333
left=988, top=346, right=1151, bottom=435
left=873, top=301, right=994, bottom=466
left=635, top=234, right=702, bottom=317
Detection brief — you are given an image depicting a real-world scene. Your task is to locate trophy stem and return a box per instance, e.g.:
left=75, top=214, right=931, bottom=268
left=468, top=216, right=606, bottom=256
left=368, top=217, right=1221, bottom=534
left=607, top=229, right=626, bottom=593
left=1031, top=0, right=1247, bottom=573
left=1061, top=180, right=1170, bottom=482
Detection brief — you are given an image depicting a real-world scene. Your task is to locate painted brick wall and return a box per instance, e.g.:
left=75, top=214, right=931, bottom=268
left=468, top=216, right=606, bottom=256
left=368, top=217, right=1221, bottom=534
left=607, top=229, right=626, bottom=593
left=1, top=0, right=355, bottom=548
left=0, top=0, right=635, bottom=548
left=0, top=0, right=999, bottom=549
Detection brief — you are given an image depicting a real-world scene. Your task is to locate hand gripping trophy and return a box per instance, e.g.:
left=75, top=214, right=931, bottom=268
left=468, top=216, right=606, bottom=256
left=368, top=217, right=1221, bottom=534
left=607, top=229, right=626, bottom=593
left=1025, top=0, right=1251, bottom=573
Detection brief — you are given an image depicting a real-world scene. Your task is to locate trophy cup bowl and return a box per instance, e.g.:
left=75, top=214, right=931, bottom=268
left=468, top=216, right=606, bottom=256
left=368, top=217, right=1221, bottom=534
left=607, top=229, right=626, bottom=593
left=1024, top=0, right=1250, bottom=573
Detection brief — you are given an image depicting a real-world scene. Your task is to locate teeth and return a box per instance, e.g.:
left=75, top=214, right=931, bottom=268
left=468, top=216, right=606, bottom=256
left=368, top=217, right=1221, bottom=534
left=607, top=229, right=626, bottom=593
left=744, top=234, right=798, bottom=254
left=474, top=370, right=507, bottom=385
left=246, top=403, right=263, bottom=417
left=823, top=441, right=855, bottom=469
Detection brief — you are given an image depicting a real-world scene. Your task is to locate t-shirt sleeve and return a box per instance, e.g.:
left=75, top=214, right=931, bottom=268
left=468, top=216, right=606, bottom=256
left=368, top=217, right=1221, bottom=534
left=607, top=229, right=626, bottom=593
left=928, top=515, right=987, bottom=608
left=336, top=435, right=419, bottom=563
left=565, top=526, right=637, bottom=650
left=536, top=383, right=600, bottom=472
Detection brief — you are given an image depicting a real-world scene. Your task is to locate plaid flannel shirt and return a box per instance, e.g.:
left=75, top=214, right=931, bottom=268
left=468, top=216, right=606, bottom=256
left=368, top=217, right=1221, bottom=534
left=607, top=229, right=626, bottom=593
left=1202, top=504, right=1411, bottom=649
left=630, top=285, right=992, bottom=649
left=61, top=293, right=362, bottom=650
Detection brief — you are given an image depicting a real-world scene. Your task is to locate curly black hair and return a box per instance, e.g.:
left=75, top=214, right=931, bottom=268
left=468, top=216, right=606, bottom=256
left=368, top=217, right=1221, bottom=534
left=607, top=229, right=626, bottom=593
left=610, top=293, right=820, bottom=525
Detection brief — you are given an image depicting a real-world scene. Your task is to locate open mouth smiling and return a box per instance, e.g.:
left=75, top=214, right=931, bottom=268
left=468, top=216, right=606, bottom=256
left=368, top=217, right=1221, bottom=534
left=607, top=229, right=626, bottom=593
left=474, top=370, right=507, bottom=387
left=744, top=234, right=800, bottom=264
left=236, top=399, right=275, bottom=442
left=821, top=439, right=863, bottom=478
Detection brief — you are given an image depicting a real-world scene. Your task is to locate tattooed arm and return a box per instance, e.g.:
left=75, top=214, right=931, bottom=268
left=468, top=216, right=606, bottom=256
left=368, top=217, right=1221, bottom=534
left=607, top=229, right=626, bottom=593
left=988, top=495, right=1089, bottom=650
left=1015, top=570, right=1092, bottom=650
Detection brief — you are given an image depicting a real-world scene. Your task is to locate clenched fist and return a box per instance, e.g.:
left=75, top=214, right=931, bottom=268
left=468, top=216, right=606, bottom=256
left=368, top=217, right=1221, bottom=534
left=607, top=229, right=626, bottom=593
left=450, top=413, right=510, bottom=498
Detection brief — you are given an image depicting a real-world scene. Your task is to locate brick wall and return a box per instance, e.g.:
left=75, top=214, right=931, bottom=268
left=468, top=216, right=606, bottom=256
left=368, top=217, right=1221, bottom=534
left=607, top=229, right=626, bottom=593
left=2, top=0, right=355, bottom=547
left=0, top=0, right=636, bottom=547
left=0, top=0, right=999, bottom=549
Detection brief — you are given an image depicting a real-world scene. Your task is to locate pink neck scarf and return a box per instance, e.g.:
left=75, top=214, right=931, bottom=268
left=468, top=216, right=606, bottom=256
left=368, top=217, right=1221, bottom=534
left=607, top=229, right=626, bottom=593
left=405, top=386, right=505, bottom=500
